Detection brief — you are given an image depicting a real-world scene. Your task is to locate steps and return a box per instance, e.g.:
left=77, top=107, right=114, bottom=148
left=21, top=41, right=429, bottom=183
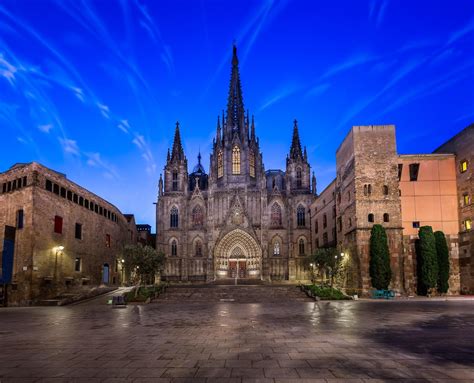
left=155, top=284, right=313, bottom=303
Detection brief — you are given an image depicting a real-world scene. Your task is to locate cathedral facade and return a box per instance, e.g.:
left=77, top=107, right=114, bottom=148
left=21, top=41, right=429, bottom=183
left=156, top=46, right=317, bottom=282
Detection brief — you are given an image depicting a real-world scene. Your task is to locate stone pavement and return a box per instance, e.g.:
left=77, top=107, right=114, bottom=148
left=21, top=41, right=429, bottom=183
left=1, top=286, right=474, bottom=382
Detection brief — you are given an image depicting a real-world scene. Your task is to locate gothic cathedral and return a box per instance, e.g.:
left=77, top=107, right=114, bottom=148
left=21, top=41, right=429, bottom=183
left=156, top=46, right=317, bottom=281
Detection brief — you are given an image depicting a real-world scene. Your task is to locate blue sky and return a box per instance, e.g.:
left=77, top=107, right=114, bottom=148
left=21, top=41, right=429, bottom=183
left=1, top=0, right=473, bottom=230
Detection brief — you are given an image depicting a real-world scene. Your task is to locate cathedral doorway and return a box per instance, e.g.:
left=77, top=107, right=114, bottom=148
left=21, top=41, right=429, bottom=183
left=214, top=229, right=262, bottom=279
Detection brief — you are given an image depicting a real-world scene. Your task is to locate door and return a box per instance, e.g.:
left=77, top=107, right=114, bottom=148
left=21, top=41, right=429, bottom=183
left=228, top=261, right=237, bottom=278
left=102, top=263, right=110, bottom=284
left=238, top=261, right=246, bottom=278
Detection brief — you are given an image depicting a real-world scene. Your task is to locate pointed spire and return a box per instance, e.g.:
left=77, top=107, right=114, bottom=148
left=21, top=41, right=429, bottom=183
left=289, top=119, right=303, bottom=160
left=171, top=121, right=185, bottom=162
left=198, top=151, right=202, bottom=165
left=159, top=174, right=163, bottom=196
left=167, top=148, right=170, bottom=163
left=226, top=44, right=245, bottom=136
left=312, top=172, right=317, bottom=195
left=304, top=146, right=308, bottom=161
left=251, top=115, right=256, bottom=141
left=216, top=115, right=221, bottom=144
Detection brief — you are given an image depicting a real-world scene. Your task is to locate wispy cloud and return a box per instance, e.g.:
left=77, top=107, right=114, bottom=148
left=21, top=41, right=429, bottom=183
left=97, top=102, right=110, bottom=119
left=320, top=53, right=376, bottom=80
left=85, top=152, right=119, bottom=179
left=38, top=124, right=53, bottom=133
left=117, top=119, right=130, bottom=134
left=369, top=0, right=390, bottom=27
left=258, top=83, right=301, bottom=112
left=132, top=133, right=156, bottom=175
left=305, top=83, right=330, bottom=98
left=0, top=53, right=18, bottom=85
left=446, top=17, right=474, bottom=45
left=58, top=137, right=80, bottom=156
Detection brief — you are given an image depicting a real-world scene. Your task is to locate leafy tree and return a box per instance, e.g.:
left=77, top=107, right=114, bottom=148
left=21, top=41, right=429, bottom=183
left=417, top=226, right=439, bottom=295
left=306, top=247, right=342, bottom=286
left=122, top=244, right=165, bottom=285
left=434, top=231, right=450, bottom=294
left=369, top=224, right=392, bottom=290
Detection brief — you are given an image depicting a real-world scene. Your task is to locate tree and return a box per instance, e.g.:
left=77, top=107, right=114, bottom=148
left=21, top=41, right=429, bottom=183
left=306, top=247, right=342, bottom=286
left=122, top=244, right=165, bottom=285
left=434, top=231, right=450, bottom=294
left=369, top=224, right=392, bottom=290
left=417, top=226, right=439, bottom=295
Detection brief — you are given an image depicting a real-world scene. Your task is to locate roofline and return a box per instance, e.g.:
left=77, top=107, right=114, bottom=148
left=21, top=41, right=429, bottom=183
left=433, top=123, right=474, bottom=153
left=398, top=153, right=455, bottom=159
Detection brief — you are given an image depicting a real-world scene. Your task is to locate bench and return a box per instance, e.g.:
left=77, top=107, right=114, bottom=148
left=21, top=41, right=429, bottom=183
left=372, top=289, right=395, bottom=300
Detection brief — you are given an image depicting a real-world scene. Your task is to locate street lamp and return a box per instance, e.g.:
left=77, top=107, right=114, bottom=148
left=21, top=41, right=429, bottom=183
left=54, top=245, right=64, bottom=284
left=120, top=259, right=125, bottom=285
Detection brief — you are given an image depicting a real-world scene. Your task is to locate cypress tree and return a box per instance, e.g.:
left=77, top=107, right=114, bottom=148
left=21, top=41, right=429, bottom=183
left=417, top=226, right=439, bottom=295
left=434, top=231, right=450, bottom=294
left=369, top=224, right=392, bottom=290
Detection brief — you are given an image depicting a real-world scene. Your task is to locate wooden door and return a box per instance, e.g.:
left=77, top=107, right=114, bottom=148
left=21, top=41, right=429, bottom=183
left=228, top=261, right=237, bottom=278
left=238, top=261, right=246, bottom=278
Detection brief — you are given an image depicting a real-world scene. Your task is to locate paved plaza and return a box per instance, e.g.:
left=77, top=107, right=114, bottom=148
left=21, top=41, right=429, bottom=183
left=1, top=287, right=474, bottom=383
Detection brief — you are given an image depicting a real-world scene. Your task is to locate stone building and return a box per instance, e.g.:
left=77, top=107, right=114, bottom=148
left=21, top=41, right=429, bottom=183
left=434, top=124, right=473, bottom=293
left=156, top=46, right=317, bottom=281
left=0, top=162, right=137, bottom=305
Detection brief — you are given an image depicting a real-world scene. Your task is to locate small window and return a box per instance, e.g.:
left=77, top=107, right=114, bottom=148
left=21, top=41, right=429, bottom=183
left=54, top=215, right=63, bottom=234
left=368, top=213, right=374, bottom=223
left=332, top=206, right=336, bottom=218
left=463, top=194, right=469, bottom=206
left=60, top=187, right=66, bottom=198
left=7, top=181, right=11, bottom=192
left=170, top=206, right=179, bottom=228
left=53, top=183, right=60, bottom=195
left=74, top=257, right=81, bottom=272
left=412, top=221, right=420, bottom=228
left=398, top=164, right=403, bottom=181
left=383, top=213, right=389, bottom=222
left=323, top=214, right=327, bottom=228
left=297, top=206, right=306, bottom=227
left=75, top=223, right=82, bottom=240
left=337, top=216, right=342, bottom=232
left=315, top=220, right=319, bottom=234
left=368, top=184, right=372, bottom=195
left=195, top=241, right=202, bottom=257
left=85, top=199, right=89, bottom=209
left=460, top=160, right=468, bottom=173
left=465, top=219, right=472, bottom=231
left=99, top=206, right=103, bottom=215
left=273, top=241, right=280, bottom=256
left=17, top=209, right=24, bottom=229
left=46, top=179, right=52, bottom=191
left=409, top=163, right=420, bottom=181
left=73, top=193, right=78, bottom=203
left=383, top=185, right=389, bottom=195
left=298, top=239, right=305, bottom=256
left=79, top=196, right=84, bottom=206
left=105, top=234, right=111, bottom=248
left=349, top=217, right=352, bottom=227
left=22, top=176, right=27, bottom=187
left=95, top=204, right=99, bottom=213
left=232, top=146, right=241, bottom=175
left=171, top=240, right=177, bottom=256
left=337, top=192, right=341, bottom=204
left=2, top=183, right=6, bottom=193
left=347, top=191, right=351, bottom=202
left=67, top=190, right=72, bottom=201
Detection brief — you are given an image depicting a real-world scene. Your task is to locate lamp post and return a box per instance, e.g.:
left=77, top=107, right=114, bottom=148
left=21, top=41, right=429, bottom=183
left=54, top=246, right=64, bottom=285
left=120, top=259, right=125, bottom=285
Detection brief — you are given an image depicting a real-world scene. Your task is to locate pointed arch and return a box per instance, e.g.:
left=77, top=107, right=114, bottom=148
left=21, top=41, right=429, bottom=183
left=170, top=206, right=179, bottom=228
left=297, top=205, right=306, bottom=227
left=170, top=238, right=178, bottom=257
left=296, top=167, right=302, bottom=188
left=232, top=146, right=241, bottom=174
left=270, top=202, right=282, bottom=227
left=191, top=205, right=204, bottom=227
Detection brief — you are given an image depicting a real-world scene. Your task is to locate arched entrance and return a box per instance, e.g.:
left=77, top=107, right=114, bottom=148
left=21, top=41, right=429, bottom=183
left=214, top=229, right=262, bottom=279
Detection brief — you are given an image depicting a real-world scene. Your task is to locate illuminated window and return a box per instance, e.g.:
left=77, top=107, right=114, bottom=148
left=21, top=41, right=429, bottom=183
left=105, top=234, right=111, bottom=248
left=249, top=150, right=255, bottom=178
left=460, top=160, right=468, bottom=173
left=217, top=150, right=223, bottom=178
left=192, top=205, right=203, bottom=227
left=273, top=241, right=280, bottom=256
left=298, top=239, right=305, bottom=256
left=170, top=206, right=179, bottom=228
left=463, top=193, right=470, bottom=206
left=232, top=146, right=241, bottom=174
left=271, top=203, right=282, bottom=226
left=465, top=219, right=472, bottom=231
left=297, top=205, right=305, bottom=227
left=171, top=240, right=177, bottom=256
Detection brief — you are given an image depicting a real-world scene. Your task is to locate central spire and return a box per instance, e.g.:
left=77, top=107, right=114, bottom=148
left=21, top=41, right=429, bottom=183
left=226, top=44, right=245, bottom=138
left=289, top=119, right=303, bottom=160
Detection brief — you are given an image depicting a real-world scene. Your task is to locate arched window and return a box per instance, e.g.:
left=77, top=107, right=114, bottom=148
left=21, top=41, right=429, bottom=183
left=172, top=172, right=178, bottom=191
left=273, top=241, right=280, bottom=256
left=364, top=184, right=368, bottom=196
left=195, top=241, right=202, bottom=257
left=383, top=213, right=390, bottom=222
left=368, top=184, right=372, bottom=195
left=298, top=238, right=305, bottom=256
left=383, top=185, right=389, bottom=195
left=271, top=203, right=282, bottom=226
left=368, top=213, right=374, bottom=223
left=171, top=240, right=177, bottom=256
left=315, top=219, right=319, bottom=234
left=297, top=205, right=305, bottom=227
left=296, top=168, right=302, bottom=188
left=323, top=213, right=327, bottom=228
left=170, top=206, right=179, bottom=228
left=192, top=205, right=203, bottom=227
left=249, top=150, right=255, bottom=178
left=217, top=150, right=223, bottom=178
left=232, top=146, right=240, bottom=174
left=272, top=177, right=276, bottom=189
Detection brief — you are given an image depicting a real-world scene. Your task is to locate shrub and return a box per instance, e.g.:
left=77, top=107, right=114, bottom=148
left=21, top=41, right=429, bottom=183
left=369, top=224, right=392, bottom=290
left=417, top=226, right=439, bottom=295
left=307, top=285, right=351, bottom=300
left=434, top=231, right=450, bottom=294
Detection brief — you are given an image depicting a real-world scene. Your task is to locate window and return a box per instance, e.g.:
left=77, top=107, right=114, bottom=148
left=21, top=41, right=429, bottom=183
left=74, top=257, right=81, bottom=272
left=54, top=215, right=63, bottom=234
left=337, top=192, right=341, bottom=204
left=79, top=196, right=84, bottom=206
left=315, top=219, right=319, bottom=234
left=105, top=234, right=111, bottom=248
left=170, top=206, right=179, bottom=228
left=465, top=219, right=472, bottom=231
left=383, top=213, right=390, bottom=222
left=273, top=241, right=280, bottom=256
left=171, top=240, right=177, bottom=256
left=323, top=213, right=327, bottom=228
left=67, top=190, right=72, bottom=201
left=85, top=199, right=89, bottom=209
left=364, top=184, right=372, bottom=196
left=297, top=206, right=305, bottom=227
left=383, top=185, right=389, bottom=195
left=232, top=146, right=241, bottom=174
left=272, top=177, right=276, bottom=189
left=249, top=150, right=255, bottom=178
left=460, top=160, right=468, bottom=173
left=172, top=172, right=178, bottom=191
left=409, top=163, right=420, bottom=181
left=337, top=217, right=342, bottom=232
left=323, top=232, right=328, bottom=246
left=298, top=239, right=305, bottom=256
left=217, top=150, right=223, bottom=178
left=368, top=213, right=374, bottom=223
left=22, top=176, right=27, bottom=187
left=332, top=206, right=336, bottom=218
left=16, top=209, right=24, bottom=229
left=46, top=179, right=52, bottom=192
left=348, top=217, right=352, bottom=227
left=73, top=193, right=78, bottom=203
left=195, top=241, right=202, bottom=257
left=463, top=194, right=470, bottom=206
left=53, top=183, right=59, bottom=195
left=296, top=168, right=302, bottom=188
left=412, top=221, right=420, bottom=228
left=60, top=187, right=66, bottom=198
left=398, top=164, right=403, bottom=181
left=368, top=184, right=372, bottom=195
left=271, top=203, right=282, bottom=226
left=192, top=205, right=203, bottom=227
left=75, top=223, right=82, bottom=240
